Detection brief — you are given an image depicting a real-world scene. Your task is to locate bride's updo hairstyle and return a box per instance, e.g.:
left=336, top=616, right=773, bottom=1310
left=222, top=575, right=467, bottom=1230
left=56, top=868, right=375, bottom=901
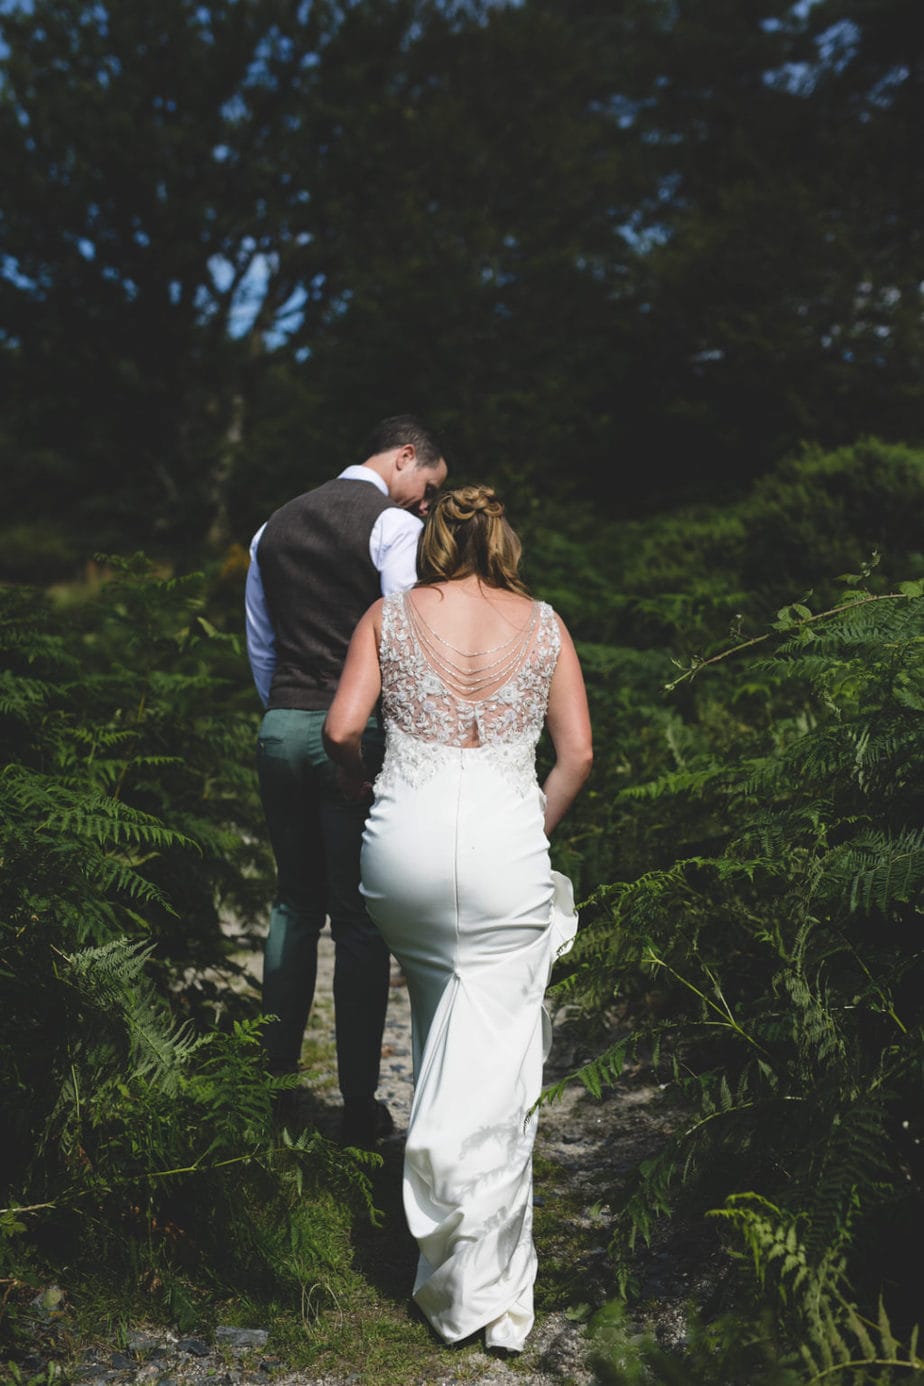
left=417, top=485, right=531, bottom=597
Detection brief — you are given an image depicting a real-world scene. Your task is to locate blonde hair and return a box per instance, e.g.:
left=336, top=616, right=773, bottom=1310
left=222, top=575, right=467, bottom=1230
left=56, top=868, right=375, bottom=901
left=417, top=485, right=531, bottom=596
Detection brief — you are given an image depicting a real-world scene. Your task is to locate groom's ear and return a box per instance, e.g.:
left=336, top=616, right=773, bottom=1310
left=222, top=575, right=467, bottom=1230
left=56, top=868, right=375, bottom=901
left=394, top=443, right=416, bottom=471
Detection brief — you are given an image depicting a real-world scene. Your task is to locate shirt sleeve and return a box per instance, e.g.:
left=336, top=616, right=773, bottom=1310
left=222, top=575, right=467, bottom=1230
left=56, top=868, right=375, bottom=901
left=244, top=523, right=275, bottom=707
left=371, top=508, right=424, bottom=594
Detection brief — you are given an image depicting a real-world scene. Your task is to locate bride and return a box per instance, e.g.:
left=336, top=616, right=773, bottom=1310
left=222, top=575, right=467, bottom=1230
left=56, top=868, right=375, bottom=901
left=323, top=484, right=593, bottom=1352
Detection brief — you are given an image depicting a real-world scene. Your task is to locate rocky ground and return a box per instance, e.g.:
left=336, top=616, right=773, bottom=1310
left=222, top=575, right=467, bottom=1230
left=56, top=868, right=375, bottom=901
left=11, top=932, right=722, bottom=1386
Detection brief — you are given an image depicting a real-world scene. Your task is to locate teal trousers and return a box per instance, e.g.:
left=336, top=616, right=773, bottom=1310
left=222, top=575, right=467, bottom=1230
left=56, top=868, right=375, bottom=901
left=256, top=707, right=388, bottom=1102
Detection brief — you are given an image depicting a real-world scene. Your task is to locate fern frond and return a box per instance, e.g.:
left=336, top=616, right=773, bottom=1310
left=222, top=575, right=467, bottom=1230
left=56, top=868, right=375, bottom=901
left=821, top=827, right=924, bottom=915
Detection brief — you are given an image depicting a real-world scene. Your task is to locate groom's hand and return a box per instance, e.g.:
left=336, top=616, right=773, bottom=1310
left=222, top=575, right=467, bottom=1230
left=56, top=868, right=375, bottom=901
left=336, top=766, right=374, bottom=804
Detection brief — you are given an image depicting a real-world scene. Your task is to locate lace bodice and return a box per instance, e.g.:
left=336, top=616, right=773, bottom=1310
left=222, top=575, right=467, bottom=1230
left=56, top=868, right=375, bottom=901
left=375, top=591, right=561, bottom=795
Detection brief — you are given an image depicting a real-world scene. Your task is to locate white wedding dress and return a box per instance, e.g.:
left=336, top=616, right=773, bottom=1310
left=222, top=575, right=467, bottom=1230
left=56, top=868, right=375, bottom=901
left=360, top=591, right=578, bottom=1350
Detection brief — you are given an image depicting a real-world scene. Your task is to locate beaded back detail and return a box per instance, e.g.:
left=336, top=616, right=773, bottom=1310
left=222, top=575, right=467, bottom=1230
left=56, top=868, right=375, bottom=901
left=375, top=591, right=561, bottom=795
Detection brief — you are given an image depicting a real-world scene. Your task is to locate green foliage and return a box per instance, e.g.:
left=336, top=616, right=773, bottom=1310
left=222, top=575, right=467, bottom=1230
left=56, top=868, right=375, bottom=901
left=587, top=1296, right=804, bottom=1386
left=0, top=558, right=373, bottom=1347
left=0, top=555, right=269, bottom=962
left=535, top=438, right=924, bottom=895
left=541, top=446, right=924, bottom=1379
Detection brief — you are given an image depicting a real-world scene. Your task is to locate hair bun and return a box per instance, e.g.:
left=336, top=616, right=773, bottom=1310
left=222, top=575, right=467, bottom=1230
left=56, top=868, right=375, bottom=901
left=443, top=485, right=504, bottom=522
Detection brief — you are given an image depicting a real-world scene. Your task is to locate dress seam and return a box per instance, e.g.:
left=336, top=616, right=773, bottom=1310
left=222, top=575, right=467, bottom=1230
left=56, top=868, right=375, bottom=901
left=451, top=750, right=463, bottom=970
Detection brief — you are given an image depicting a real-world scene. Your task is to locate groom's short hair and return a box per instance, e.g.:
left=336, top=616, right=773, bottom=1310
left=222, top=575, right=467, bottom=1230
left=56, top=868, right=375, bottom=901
left=363, top=414, right=445, bottom=470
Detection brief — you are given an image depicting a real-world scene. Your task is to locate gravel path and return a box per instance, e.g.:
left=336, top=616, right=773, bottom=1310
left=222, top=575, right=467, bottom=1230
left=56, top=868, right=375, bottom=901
left=252, top=934, right=621, bottom=1385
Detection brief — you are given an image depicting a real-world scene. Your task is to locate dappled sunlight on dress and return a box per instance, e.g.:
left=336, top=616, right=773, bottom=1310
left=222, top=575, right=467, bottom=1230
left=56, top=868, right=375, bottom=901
left=360, top=592, right=578, bottom=1350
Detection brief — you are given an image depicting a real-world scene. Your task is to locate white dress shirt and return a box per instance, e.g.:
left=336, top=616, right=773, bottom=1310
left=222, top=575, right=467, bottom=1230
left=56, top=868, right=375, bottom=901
left=244, top=466, right=422, bottom=707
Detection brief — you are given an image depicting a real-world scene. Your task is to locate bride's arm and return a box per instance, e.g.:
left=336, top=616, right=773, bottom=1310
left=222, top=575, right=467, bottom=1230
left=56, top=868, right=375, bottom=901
left=541, top=616, right=593, bottom=836
left=322, top=602, right=384, bottom=799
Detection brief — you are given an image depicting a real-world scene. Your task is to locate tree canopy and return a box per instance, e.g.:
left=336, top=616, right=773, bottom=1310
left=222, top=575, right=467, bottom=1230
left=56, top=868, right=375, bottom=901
left=1, top=0, right=920, bottom=567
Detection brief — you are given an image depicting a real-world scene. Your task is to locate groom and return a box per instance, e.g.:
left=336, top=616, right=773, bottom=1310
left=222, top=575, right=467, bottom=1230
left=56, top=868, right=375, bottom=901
left=245, top=414, right=448, bottom=1149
